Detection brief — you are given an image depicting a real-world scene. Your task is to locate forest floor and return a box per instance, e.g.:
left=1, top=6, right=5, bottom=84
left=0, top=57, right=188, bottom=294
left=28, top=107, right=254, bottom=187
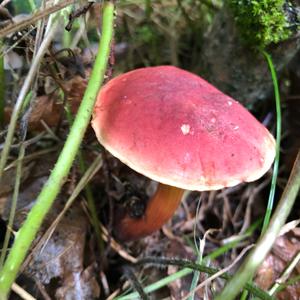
left=0, top=1, right=300, bottom=300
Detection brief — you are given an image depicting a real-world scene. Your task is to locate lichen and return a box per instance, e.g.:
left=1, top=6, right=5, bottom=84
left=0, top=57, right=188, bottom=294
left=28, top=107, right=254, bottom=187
left=228, top=0, right=292, bottom=48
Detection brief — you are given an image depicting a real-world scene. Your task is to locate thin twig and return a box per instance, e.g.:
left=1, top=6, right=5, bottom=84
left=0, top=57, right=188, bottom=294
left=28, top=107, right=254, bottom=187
left=0, top=21, right=60, bottom=182
left=99, top=224, right=137, bottom=264
left=129, top=257, right=274, bottom=300
left=0, top=143, right=25, bottom=268
left=21, top=155, right=103, bottom=270
left=11, top=283, right=36, bottom=300
left=123, top=267, right=149, bottom=300
left=183, top=244, right=254, bottom=300
left=0, top=0, right=79, bottom=38
left=269, top=250, right=300, bottom=296
left=0, top=3, right=115, bottom=297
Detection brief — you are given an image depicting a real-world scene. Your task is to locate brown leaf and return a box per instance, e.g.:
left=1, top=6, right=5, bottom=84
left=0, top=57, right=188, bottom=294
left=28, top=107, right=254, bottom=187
left=3, top=157, right=100, bottom=299
left=55, top=264, right=100, bottom=300
left=25, top=204, right=100, bottom=299
left=255, top=231, right=300, bottom=300
left=64, top=75, right=88, bottom=114
left=0, top=162, right=35, bottom=199
left=28, top=95, right=62, bottom=130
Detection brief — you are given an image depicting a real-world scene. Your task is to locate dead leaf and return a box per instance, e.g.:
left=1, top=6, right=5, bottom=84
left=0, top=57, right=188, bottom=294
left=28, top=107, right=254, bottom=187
left=255, top=230, right=300, bottom=300
left=3, top=159, right=100, bottom=299
left=28, top=95, right=62, bottom=131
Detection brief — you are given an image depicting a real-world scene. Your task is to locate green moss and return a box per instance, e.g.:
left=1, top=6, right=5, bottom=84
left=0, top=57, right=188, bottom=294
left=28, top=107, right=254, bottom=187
left=228, top=0, right=292, bottom=48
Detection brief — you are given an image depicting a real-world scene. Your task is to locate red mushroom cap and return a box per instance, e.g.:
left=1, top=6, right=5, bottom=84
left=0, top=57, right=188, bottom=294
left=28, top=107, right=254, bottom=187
left=92, top=66, right=275, bottom=191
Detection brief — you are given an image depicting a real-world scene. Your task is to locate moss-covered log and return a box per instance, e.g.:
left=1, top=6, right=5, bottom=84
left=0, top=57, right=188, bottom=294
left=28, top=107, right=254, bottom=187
left=200, top=1, right=300, bottom=107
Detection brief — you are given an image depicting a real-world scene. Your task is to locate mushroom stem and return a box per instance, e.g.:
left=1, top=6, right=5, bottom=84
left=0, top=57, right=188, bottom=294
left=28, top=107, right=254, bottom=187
left=115, top=184, right=185, bottom=241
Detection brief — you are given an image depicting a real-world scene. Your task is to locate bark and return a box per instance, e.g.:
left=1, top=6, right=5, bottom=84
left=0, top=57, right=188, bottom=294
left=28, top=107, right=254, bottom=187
left=200, top=3, right=300, bottom=107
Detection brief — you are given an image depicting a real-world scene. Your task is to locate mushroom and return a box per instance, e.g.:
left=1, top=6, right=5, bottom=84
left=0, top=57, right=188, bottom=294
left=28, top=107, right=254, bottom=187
left=91, top=66, right=276, bottom=241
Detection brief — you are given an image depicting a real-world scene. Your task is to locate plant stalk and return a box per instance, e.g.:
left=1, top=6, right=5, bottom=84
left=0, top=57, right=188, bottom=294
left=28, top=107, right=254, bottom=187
left=215, top=150, right=300, bottom=300
left=261, top=50, right=282, bottom=234
left=0, top=40, right=4, bottom=127
left=0, top=22, right=59, bottom=182
left=0, top=2, right=114, bottom=298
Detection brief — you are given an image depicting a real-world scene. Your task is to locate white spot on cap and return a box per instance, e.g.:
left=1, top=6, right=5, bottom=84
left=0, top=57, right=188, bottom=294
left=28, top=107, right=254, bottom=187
left=183, top=152, right=192, bottom=163
left=211, top=117, right=216, bottom=123
left=181, top=124, right=190, bottom=135
left=229, top=123, right=239, bottom=130
left=228, top=101, right=233, bottom=106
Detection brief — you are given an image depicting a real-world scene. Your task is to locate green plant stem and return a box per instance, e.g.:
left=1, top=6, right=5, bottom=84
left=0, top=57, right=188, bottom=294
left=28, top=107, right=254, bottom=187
left=0, top=144, right=24, bottom=268
left=188, top=253, right=202, bottom=300
left=269, top=250, right=300, bottom=296
left=144, top=0, right=152, bottom=19
left=27, top=0, right=36, bottom=11
left=116, top=268, right=192, bottom=300
left=115, top=220, right=262, bottom=300
left=0, top=1, right=73, bottom=178
left=261, top=50, right=282, bottom=234
left=273, top=274, right=300, bottom=294
left=240, top=49, right=282, bottom=300
left=0, top=3, right=114, bottom=298
left=188, top=200, right=203, bottom=300
left=215, top=150, right=300, bottom=300
left=37, top=155, right=103, bottom=254
left=0, top=40, right=4, bottom=127
left=64, top=104, right=104, bottom=253
left=123, top=267, right=149, bottom=300
left=0, top=22, right=59, bottom=182
left=240, top=290, right=248, bottom=300
left=81, top=160, right=104, bottom=252
left=129, top=258, right=274, bottom=300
